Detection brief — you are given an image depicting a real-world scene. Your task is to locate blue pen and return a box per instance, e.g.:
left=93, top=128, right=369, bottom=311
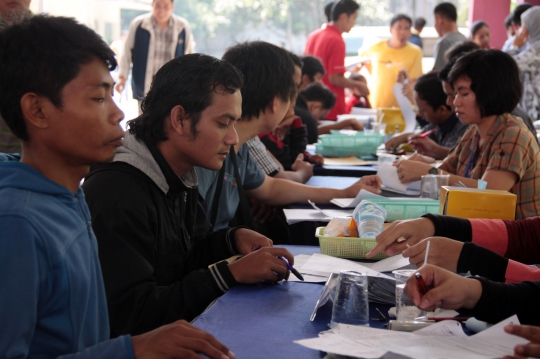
left=278, top=256, right=304, bottom=281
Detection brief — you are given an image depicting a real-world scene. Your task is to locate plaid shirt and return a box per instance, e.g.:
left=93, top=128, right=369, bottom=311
left=246, top=137, right=280, bottom=176
left=151, top=16, right=174, bottom=76
left=443, top=113, right=540, bottom=219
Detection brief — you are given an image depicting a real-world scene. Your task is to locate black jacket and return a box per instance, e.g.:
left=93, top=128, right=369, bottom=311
left=82, top=132, right=239, bottom=337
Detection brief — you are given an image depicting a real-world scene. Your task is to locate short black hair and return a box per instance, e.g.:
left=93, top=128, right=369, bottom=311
left=331, top=0, right=360, bottom=22
left=513, top=3, right=532, bottom=26
left=439, top=41, right=481, bottom=82
left=0, top=15, right=117, bottom=141
left=301, top=56, right=325, bottom=80
left=504, top=13, right=513, bottom=29
left=324, top=1, right=335, bottom=22
left=434, top=2, right=457, bottom=22
left=128, top=54, right=243, bottom=143
left=414, top=17, right=426, bottom=30
left=288, top=51, right=304, bottom=69
left=390, top=14, right=412, bottom=27
left=300, top=83, right=336, bottom=110
left=448, top=49, right=522, bottom=117
left=223, top=41, right=295, bottom=120
left=470, top=20, right=489, bottom=38
left=414, top=72, right=451, bottom=111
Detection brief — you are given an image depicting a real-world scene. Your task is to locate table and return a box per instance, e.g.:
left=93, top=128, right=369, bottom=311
left=192, top=245, right=391, bottom=359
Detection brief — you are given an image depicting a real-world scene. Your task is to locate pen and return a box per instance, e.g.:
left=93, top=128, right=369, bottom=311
left=278, top=256, right=304, bottom=281
left=408, top=129, right=436, bottom=144
left=415, top=272, right=429, bottom=295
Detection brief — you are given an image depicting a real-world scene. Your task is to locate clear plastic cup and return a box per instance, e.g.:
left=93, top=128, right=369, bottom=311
left=393, top=269, right=426, bottom=321
left=420, top=174, right=450, bottom=200
left=330, top=271, right=369, bottom=328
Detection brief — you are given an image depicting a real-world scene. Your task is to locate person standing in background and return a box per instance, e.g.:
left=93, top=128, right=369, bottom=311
left=432, top=2, right=467, bottom=70
left=360, top=14, right=423, bottom=108
left=304, top=0, right=368, bottom=120
left=409, top=17, right=426, bottom=50
left=116, top=0, right=195, bottom=112
left=470, top=21, right=491, bottom=49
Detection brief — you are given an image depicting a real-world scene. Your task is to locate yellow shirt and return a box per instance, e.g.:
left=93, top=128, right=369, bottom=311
left=360, top=40, right=423, bottom=108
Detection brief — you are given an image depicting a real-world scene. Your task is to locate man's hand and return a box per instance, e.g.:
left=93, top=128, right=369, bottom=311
left=343, top=175, right=382, bottom=198
left=404, top=264, right=483, bottom=312
left=366, top=217, right=435, bottom=258
left=384, top=133, right=410, bottom=151
left=409, top=136, right=448, bottom=160
left=250, top=201, right=278, bottom=224
left=407, top=153, right=436, bottom=164
left=504, top=324, right=540, bottom=359
left=307, top=154, right=324, bottom=166
left=115, top=77, right=126, bottom=94
left=402, top=237, right=464, bottom=271
left=513, top=26, right=529, bottom=49
left=228, top=247, right=294, bottom=283
left=291, top=153, right=313, bottom=183
left=131, top=320, right=234, bottom=359
left=394, top=159, right=432, bottom=183
left=234, top=228, right=272, bottom=255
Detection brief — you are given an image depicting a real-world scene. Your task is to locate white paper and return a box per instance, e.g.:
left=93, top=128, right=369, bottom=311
left=330, top=189, right=384, bottom=208
left=361, top=254, right=411, bottom=272
left=296, top=315, right=524, bottom=359
left=282, top=209, right=354, bottom=224
left=300, top=253, right=394, bottom=280
left=378, top=164, right=420, bottom=195
left=392, top=83, right=417, bottom=133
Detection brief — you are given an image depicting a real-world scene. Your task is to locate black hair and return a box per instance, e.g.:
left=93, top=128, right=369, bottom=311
left=324, top=1, right=335, bottom=22
left=414, top=72, right=451, bottom=111
left=390, top=14, right=412, bottom=27
left=470, top=20, right=489, bottom=38
left=300, top=83, right=336, bottom=110
left=301, top=56, right=325, bottom=80
left=331, top=0, right=360, bottom=22
left=414, top=17, right=426, bottom=30
left=0, top=15, right=117, bottom=141
left=513, top=3, right=532, bottom=26
left=438, top=41, right=481, bottom=81
left=288, top=51, right=304, bottom=69
left=447, top=50, right=522, bottom=118
left=434, top=2, right=458, bottom=22
left=504, top=13, right=513, bottom=29
left=223, top=41, right=295, bottom=120
left=128, top=54, right=243, bottom=143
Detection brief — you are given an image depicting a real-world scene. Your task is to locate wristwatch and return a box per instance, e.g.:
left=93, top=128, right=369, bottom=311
left=428, top=167, right=438, bottom=175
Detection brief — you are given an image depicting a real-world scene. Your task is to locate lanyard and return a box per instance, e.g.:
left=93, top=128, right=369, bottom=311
left=464, top=134, right=480, bottom=178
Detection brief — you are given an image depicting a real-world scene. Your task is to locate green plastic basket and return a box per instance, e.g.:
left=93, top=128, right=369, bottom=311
left=370, top=198, right=439, bottom=222
left=315, top=227, right=388, bottom=260
left=315, top=132, right=384, bottom=158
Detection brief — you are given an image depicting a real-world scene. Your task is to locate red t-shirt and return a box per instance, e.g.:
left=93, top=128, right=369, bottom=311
left=304, top=24, right=346, bottom=120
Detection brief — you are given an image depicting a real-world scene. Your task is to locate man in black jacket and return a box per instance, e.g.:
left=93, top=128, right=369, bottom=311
left=82, top=53, right=294, bottom=337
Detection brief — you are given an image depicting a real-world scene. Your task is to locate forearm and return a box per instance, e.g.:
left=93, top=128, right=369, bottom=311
left=471, top=278, right=540, bottom=325
left=431, top=144, right=451, bottom=160
left=249, top=178, right=343, bottom=206
left=457, top=243, right=508, bottom=281
left=503, top=217, right=540, bottom=264
left=274, top=169, right=311, bottom=184
left=422, top=214, right=472, bottom=241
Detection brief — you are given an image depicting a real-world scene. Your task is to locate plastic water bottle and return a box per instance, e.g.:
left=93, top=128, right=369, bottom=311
left=353, top=200, right=387, bottom=238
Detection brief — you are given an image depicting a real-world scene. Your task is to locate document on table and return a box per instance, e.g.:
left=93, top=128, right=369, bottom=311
left=331, top=189, right=384, bottom=208
left=300, top=253, right=394, bottom=280
left=323, top=155, right=372, bottom=166
left=296, top=315, right=526, bottom=359
left=283, top=208, right=354, bottom=224
left=378, top=164, right=420, bottom=195
left=361, top=254, right=411, bottom=272
left=392, top=83, right=417, bottom=134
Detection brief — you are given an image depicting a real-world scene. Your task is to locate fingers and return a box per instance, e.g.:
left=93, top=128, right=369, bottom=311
left=296, top=153, right=304, bottom=161
left=505, top=324, right=540, bottom=343
left=366, top=222, right=400, bottom=257
left=511, top=343, right=540, bottom=359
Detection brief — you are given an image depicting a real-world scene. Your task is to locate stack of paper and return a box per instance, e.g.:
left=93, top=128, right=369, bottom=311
left=296, top=315, right=526, bottom=359
left=331, top=189, right=384, bottom=208
left=378, top=164, right=420, bottom=196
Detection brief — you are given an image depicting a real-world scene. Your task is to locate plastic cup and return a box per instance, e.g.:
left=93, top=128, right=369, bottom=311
left=352, top=200, right=387, bottom=238
left=420, top=174, right=450, bottom=200
left=393, top=269, right=426, bottom=321
left=330, top=271, right=369, bottom=328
